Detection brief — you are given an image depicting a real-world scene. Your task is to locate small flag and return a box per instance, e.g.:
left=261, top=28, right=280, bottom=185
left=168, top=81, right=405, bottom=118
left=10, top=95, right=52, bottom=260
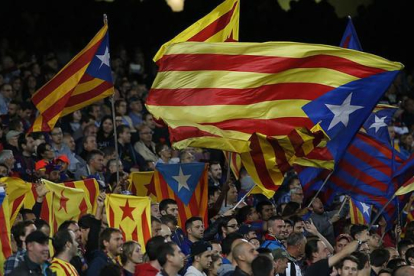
left=127, top=171, right=157, bottom=202
left=340, top=16, right=363, bottom=51
left=0, top=177, right=31, bottom=225
left=349, top=197, right=372, bottom=225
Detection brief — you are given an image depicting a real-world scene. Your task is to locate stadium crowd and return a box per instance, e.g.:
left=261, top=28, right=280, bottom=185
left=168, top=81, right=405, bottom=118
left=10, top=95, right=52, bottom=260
left=1, top=5, right=414, bottom=276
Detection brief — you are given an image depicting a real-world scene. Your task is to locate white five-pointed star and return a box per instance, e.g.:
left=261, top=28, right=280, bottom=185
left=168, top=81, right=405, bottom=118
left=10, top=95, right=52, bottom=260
left=369, top=115, right=387, bottom=133
left=172, top=167, right=191, bottom=192
left=325, top=93, right=364, bottom=130
left=96, top=47, right=110, bottom=68
left=361, top=203, right=370, bottom=215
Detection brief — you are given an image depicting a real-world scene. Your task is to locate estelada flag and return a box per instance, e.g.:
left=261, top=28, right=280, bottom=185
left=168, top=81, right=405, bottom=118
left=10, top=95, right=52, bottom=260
left=30, top=22, right=114, bottom=132
left=153, top=163, right=208, bottom=227
left=340, top=16, right=363, bottom=51
left=153, top=0, right=239, bottom=62
left=127, top=172, right=157, bottom=203
left=105, top=194, right=151, bottom=252
left=40, top=180, right=91, bottom=235
left=349, top=197, right=372, bottom=225
left=0, top=177, right=32, bottom=225
left=224, top=151, right=242, bottom=180
left=0, top=188, right=12, bottom=275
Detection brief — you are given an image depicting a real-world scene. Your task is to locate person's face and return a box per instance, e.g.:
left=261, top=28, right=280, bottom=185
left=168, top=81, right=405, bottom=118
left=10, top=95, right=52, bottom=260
left=5, top=154, right=15, bottom=169
left=311, top=198, right=324, bottom=214
left=151, top=221, right=162, bottom=237
left=51, top=128, right=63, bottom=144
left=24, top=137, right=35, bottom=154
left=209, top=164, right=222, bottom=180
left=227, top=185, right=238, bottom=204
left=246, top=231, right=257, bottom=239
left=145, top=115, right=156, bottom=129
left=335, top=238, right=349, bottom=253
left=160, top=224, right=172, bottom=241
left=165, top=204, right=179, bottom=219
left=20, top=109, right=32, bottom=120
left=159, top=145, right=172, bottom=159
left=209, top=258, right=222, bottom=276
left=73, top=110, right=82, bottom=121
left=116, top=101, right=127, bottom=115
left=209, top=190, right=221, bottom=205
left=212, top=243, right=222, bottom=255
left=105, top=232, right=124, bottom=256
left=102, top=119, right=113, bottom=134
left=314, top=241, right=330, bottom=261
left=0, top=165, right=8, bottom=177
left=169, top=244, right=185, bottom=269
left=368, top=234, right=381, bottom=250
left=120, top=128, right=132, bottom=144
left=27, top=241, right=49, bottom=264
left=68, top=223, right=82, bottom=244
left=139, top=127, right=153, bottom=143
left=8, top=135, right=18, bottom=147
left=84, top=136, right=97, bottom=151
left=338, top=260, right=358, bottom=276
left=90, top=154, right=104, bottom=172
left=63, top=136, right=76, bottom=152
left=69, top=231, right=79, bottom=257
left=1, top=84, right=13, bottom=99
left=181, top=152, right=195, bottom=163
left=241, top=242, right=258, bottom=264
left=248, top=208, right=260, bottom=222
left=131, top=244, right=143, bottom=264
left=198, top=251, right=213, bottom=270
left=270, top=220, right=286, bottom=240
left=249, top=238, right=260, bottom=249
left=39, top=225, right=50, bottom=237
left=285, top=224, right=293, bottom=236
left=151, top=204, right=161, bottom=218
left=8, top=103, right=18, bottom=115
left=274, top=258, right=289, bottom=274
left=386, top=247, right=399, bottom=259
left=85, top=125, right=98, bottom=137
left=293, top=221, right=305, bottom=234
left=109, top=161, right=123, bottom=174
left=91, top=106, right=102, bottom=120
left=225, top=218, right=239, bottom=235
left=188, top=220, right=204, bottom=240
left=130, top=101, right=143, bottom=113
left=291, top=187, right=304, bottom=204
left=22, top=224, right=37, bottom=247
left=260, top=204, right=274, bottom=221
left=48, top=170, right=61, bottom=182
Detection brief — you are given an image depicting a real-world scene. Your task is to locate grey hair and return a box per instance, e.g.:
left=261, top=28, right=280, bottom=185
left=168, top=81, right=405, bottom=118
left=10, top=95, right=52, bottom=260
left=287, top=232, right=306, bottom=247
left=0, top=150, right=13, bottom=163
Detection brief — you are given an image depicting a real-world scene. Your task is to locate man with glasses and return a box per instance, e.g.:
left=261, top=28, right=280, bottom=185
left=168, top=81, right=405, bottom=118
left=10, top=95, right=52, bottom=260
left=220, top=217, right=239, bottom=239
left=50, top=126, right=75, bottom=165
left=134, top=125, right=158, bottom=163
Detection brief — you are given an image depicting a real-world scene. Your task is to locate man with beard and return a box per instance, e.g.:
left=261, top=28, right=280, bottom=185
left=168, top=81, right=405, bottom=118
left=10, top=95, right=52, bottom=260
left=182, top=217, right=205, bottom=256
left=185, top=241, right=213, bottom=276
left=50, top=229, right=79, bottom=275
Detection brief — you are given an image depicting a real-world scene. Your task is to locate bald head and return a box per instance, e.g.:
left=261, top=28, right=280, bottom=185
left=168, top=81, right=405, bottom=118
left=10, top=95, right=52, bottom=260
left=232, top=240, right=258, bottom=264
left=393, top=266, right=414, bottom=276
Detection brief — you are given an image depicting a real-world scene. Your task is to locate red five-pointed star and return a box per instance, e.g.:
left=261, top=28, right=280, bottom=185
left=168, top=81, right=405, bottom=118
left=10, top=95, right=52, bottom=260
left=58, top=190, right=69, bottom=213
left=120, top=200, right=135, bottom=221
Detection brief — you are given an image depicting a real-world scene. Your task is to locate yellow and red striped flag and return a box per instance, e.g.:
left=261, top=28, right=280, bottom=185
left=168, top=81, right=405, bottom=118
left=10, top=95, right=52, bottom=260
left=1, top=177, right=32, bottom=225
left=105, top=194, right=151, bottom=252
left=30, top=23, right=114, bottom=132
left=224, top=151, right=242, bottom=180
left=127, top=172, right=157, bottom=202
left=349, top=197, right=372, bottom=225
left=40, top=180, right=91, bottom=235
left=0, top=189, right=12, bottom=275
left=153, top=0, right=239, bottom=63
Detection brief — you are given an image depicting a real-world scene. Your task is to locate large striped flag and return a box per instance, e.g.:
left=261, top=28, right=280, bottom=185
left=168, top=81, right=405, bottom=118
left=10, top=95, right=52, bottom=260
left=394, top=155, right=414, bottom=196
left=40, top=180, right=91, bottom=236
left=153, top=0, right=239, bottom=62
left=0, top=188, right=12, bottom=275
left=127, top=171, right=157, bottom=202
left=349, top=197, right=372, bottom=225
left=0, top=177, right=32, bottom=225
left=30, top=23, right=114, bottom=132
left=147, top=42, right=402, bottom=164
left=153, top=163, right=208, bottom=227
left=105, top=194, right=151, bottom=252
left=340, top=16, right=363, bottom=51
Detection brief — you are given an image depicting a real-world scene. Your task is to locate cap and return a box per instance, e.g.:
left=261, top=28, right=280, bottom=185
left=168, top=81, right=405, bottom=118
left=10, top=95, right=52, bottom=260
left=191, top=241, right=212, bottom=256
left=271, top=248, right=290, bottom=260
left=239, top=224, right=254, bottom=235
left=336, top=234, right=352, bottom=243
left=25, top=230, right=50, bottom=245
left=6, top=130, right=21, bottom=141
left=35, top=160, right=48, bottom=171
left=56, top=155, right=70, bottom=165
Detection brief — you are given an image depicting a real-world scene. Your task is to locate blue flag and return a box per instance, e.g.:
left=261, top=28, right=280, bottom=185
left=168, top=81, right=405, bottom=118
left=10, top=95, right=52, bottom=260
left=0, top=187, right=5, bottom=207
left=340, top=17, right=363, bottom=51
left=362, top=105, right=398, bottom=144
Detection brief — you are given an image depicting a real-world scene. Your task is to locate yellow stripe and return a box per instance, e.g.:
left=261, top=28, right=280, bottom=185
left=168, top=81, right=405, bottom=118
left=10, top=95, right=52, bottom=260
left=36, top=64, right=89, bottom=112
left=153, top=68, right=355, bottom=90
left=149, top=99, right=309, bottom=123
left=395, top=180, right=414, bottom=195
left=164, top=42, right=403, bottom=71
left=71, top=78, right=105, bottom=96
left=293, top=157, right=334, bottom=170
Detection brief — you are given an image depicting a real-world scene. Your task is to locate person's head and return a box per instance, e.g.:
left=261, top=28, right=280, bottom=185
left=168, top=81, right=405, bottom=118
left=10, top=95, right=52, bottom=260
left=267, top=216, right=286, bottom=240
left=0, top=83, right=13, bottom=99
left=115, top=99, right=127, bottom=116
left=387, top=258, right=406, bottom=270
left=370, top=248, right=390, bottom=268
left=34, top=219, right=50, bottom=237
left=385, top=247, right=400, bottom=260
left=335, top=234, right=352, bottom=253
left=377, top=268, right=392, bottom=276
left=208, top=186, right=221, bottom=205
left=146, top=236, right=168, bottom=261
left=237, top=206, right=260, bottom=224
left=151, top=203, right=161, bottom=219
left=291, top=216, right=305, bottom=234
left=405, top=247, right=414, bottom=265
left=160, top=214, right=178, bottom=232
left=12, top=220, right=37, bottom=249
left=58, top=220, right=81, bottom=245
left=286, top=233, right=306, bottom=259
left=86, top=149, right=104, bottom=172
left=256, top=201, right=274, bottom=221
left=88, top=104, right=102, bottom=121
left=186, top=217, right=204, bottom=241
left=290, top=186, right=304, bottom=205
left=25, top=230, right=50, bottom=264
left=309, top=197, right=324, bottom=214
left=107, top=159, right=124, bottom=174
left=232, top=240, right=259, bottom=267
left=222, top=232, right=244, bottom=257
left=159, top=199, right=179, bottom=219
left=63, top=134, right=76, bottom=152
left=99, top=116, right=114, bottom=135
left=350, top=224, right=369, bottom=241
left=129, top=97, right=143, bottom=113
left=117, top=125, right=131, bottom=144
left=271, top=248, right=289, bottom=274
left=37, top=142, right=54, bottom=161
left=0, top=149, right=15, bottom=169
left=151, top=216, right=162, bottom=237
left=249, top=238, right=261, bottom=249
left=138, top=125, right=153, bottom=144
left=157, top=242, right=185, bottom=270
left=238, top=224, right=257, bottom=240
left=191, top=241, right=213, bottom=270
left=18, top=133, right=35, bottom=154
left=83, top=135, right=97, bottom=152
left=368, top=232, right=382, bottom=250
left=208, top=162, right=222, bottom=182
left=156, top=143, right=172, bottom=160
left=392, top=265, right=414, bottom=276
left=208, top=253, right=222, bottom=276
left=143, top=113, right=156, bottom=129
left=180, top=150, right=195, bottom=163
left=50, top=127, right=63, bottom=144
left=159, top=224, right=172, bottom=241
left=0, top=163, right=9, bottom=177
left=351, top=251, right=370, bottom=272
left=305, top=238, right=330, bottom=263
left=121, top=241, right=143, bottom=265
left=252, top=255, right=274, bottom=276
left=52, top=229, right=78, bottom=258
left=397, top=240, right=414, bottom=260
left=337, top=255, right=359, bottom=276
left=20, top=208, right=36, bottom=221
left=99, top=228, right=124, bottom=257
left=220, top=216, right=239, bottom=237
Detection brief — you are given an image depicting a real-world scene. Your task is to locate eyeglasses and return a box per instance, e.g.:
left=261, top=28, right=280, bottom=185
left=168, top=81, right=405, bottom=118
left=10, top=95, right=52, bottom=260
left=227, top=224, right=239, bottom=229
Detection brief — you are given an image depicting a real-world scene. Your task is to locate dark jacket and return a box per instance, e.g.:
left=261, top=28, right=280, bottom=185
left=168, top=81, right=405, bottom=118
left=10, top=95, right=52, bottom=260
left=86, top=250, right=120, bottom=276
left=9, top=254, right=55, bottom=276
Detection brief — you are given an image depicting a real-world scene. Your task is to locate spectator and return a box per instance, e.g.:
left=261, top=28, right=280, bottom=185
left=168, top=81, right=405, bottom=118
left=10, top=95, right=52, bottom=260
left=74, top=149, right=105, bottom=185
left=370, top=248, right=390, bottom=275
left=50, top=229, right=79, bottom=276
left=285, top=233, right=306, bottom=276
left=151, top=216, right=162, bottom=237
left=182, top=217, right=205, bottom=256
left=96, top=115, right=114, bottom=150
left=134, top=125, right=157, bottom=163
left=135, top=236, right=166, bottom=276
left=231, top=240, right=258, bottom=276
left=336, top=255, right=358, bottom=276
left=207, top=254, right=222, bottom=276
left=271, top=249, right=289, bottom=276
left=0, top=83, right=13, bottom=115
left=121, top=241, right=143, bottom=276
left=208, top=161, right=222, bottom=187
left=185, top=241, right=213, bottom=276
left=156, top=242, right=185, bottom=276
left=251, top=255, right=274, bottom=276
left=159, top=224, right=172, bottom=241
left=117, top=125, right=146, bottom=172
left=155, top=144, right=176, bottom=165
left=261, top=216, right=286, bottom=250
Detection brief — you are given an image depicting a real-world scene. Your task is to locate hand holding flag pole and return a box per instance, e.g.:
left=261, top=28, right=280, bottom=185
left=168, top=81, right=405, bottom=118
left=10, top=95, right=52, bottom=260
left=232, top=184, right=256, bottom=210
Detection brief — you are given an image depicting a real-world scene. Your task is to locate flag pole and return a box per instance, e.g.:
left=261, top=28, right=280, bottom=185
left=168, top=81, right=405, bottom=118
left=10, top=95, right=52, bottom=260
left=368, top=194, right=395, bottom=230
left=306, top=171, right=334, bottom=208
left=232, top=184, right=256, bottom=210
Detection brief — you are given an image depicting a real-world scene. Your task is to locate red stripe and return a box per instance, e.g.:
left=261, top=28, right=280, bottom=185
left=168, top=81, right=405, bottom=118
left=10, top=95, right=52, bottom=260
left=65, top=79, right=113, bottom=107
left=53, top=260, right=72, bottom=276
left=342, top=35, right=351, bottom=49
left=175, top=198, right=188, bottom=228
left=158, top=173, right=171, bottom=200
left=119, top=225, right=126, bottom=241
left=79, top=73, right=95, bottom=83
left=141, top=209, right=151, bottom=245
left=188, top=1, right=238, bottom=41
left=40, top=200, right=49, bottom=221
left=0, top=206, right=12, bottom=259
left=187, top=191, right=200, bottom=218
left=132, top=226, right=138, bottom=242
left=64, top=181, right=76, bottom=188
left=347, top=144, right=392, bottom=176
left=351, top=201, right=360, bottom=224
left=159, top=54, right=386, bottom=79
left=109, top=205, right=115, bottom=227
left=268, top=136, right=292, bottom=174
left=169, top=126, right=221, bottom=144
left=330, top=175, right=378, bottom=198
left=37, top=87, right=76, bottom=122
left=148, top=83, right=333, bottom=106
left=289, top=129, right=306, bottom=157
left=79, top=198, right=88, bottom=216
left=32, top=38, right=103, bottom=105
left=357, top=134, right=404, bottom=162
left=340, top=159, right=388, bottom=192
left=85, top=179, right=98, bottom=210
left=200, top=174, right=209, bottom=227
left=12, top=195, right=25, bottom=218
